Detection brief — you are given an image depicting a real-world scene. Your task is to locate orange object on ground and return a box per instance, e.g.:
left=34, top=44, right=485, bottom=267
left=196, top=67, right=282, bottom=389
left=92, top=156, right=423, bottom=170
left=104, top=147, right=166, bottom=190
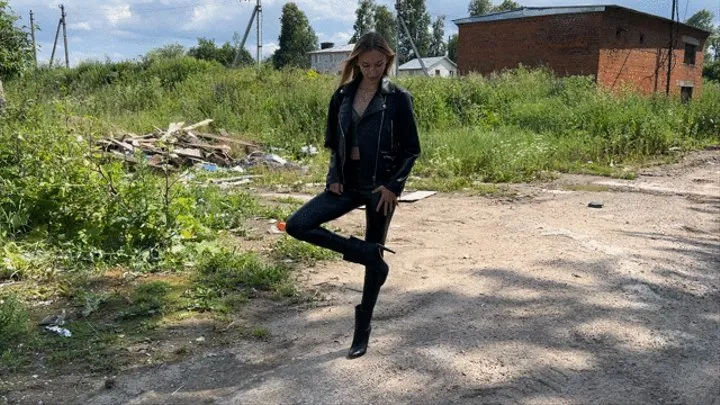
left=277, top=221, right=286, bottom=232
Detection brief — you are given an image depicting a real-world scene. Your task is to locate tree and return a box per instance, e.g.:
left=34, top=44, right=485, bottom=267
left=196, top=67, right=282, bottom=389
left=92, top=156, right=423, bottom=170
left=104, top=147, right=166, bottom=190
left=468, top=0, right=520, bottom=16
left=187, top=37, right=252, bottom=67
left=272, top=3, right=318, bottom=69
left=685, top=9, right=714, bottom=32
left=704, top=59, right=720, bottom=81
left=685, top=10, right=717, bottom=61
left=468, top=0, right=493, bottom=16
left=231, top=32, right=255, bottom=66
left=144, top=43, right=186, bottom=62
left=351, top=0, right=375, bottom=43
left=374, top=5, right=397, bottom=50
left=494, top=0, right=520, bottom=11
left=429, top=16, right=446, bottom=57
left=0, top=1, right=33, bottom=79
left=396, top=0, right=432, bottom=64
left=447, top=33, right=458, bottom=63
left=711, top=28, right=720, bottom=62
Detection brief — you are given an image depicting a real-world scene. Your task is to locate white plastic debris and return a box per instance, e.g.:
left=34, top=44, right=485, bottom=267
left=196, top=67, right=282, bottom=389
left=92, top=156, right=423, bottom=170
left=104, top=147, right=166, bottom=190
left=300, top=145, right=319, bottom=156
left=44, top=326, right=72, bottom=337
left=265, top=154, right=288, bottom=165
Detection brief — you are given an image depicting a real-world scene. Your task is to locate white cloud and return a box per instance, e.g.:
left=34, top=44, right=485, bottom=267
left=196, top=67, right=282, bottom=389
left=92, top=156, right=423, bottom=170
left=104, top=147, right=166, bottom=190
left=184, top=2, right=238, bottom=31
left=104, top=4, right=132, bottom=26
left=69, top=22, right=91, bottom=31
left=267, top=0, right=357, bottom=23
left=316, top=30, right=353, bottom=45
left=262, top=42, right=279, bottom=59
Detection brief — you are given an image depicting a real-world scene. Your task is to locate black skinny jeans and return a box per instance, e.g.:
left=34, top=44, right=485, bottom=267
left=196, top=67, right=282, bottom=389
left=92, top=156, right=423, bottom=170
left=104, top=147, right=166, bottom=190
left=286, top=187, right=394, bottom=314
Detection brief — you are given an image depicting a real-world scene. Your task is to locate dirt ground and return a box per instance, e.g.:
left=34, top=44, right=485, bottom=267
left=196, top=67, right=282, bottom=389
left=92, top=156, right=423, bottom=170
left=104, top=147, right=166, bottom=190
left=5, top=151, right=720, bottom=405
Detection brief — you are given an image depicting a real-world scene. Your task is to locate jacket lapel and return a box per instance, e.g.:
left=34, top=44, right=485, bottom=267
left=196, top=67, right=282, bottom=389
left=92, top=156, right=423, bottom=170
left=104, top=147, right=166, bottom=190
left=338, top=82, right=357, bottom=136
left=361, top=94, right=387, bottom=118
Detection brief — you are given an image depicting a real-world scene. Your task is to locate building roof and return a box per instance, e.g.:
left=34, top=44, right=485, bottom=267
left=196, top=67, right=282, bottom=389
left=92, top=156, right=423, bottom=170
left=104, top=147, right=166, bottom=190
left=398, top=56, right=457, bottom=70
left=307, top=44, right=355, bottom=54
left=452, top=5, right=713, bottom=35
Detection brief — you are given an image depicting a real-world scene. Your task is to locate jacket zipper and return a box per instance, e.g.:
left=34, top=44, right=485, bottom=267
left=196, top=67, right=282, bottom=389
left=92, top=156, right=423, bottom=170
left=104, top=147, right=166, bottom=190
left=373, top=103, right=386, bottom=184
left=339, top=121, right=346, bottom=183
left=390, top=120, right=394, bottom=152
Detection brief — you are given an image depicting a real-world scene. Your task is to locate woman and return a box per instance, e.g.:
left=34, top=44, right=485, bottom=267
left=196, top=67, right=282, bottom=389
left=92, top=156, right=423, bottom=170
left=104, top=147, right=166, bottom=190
left=286, top=32, right=421, bottom=359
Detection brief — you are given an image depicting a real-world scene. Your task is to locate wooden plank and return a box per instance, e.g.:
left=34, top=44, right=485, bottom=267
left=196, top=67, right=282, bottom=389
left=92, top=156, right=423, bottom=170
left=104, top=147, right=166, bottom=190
left=186, top=143, right=232, bottom=153
left=167, top=122, right=185, bottom=135
left=174, top=147, right=204, bottom=159
left=399, top=190, right=437, bottom=202
left=183, top=119, right=214, bottom=131
left=195, top=132, right=256, bottom=147
left=110, top=138, right=135, bottom=152
left=209, top=175, right=263, bottom=184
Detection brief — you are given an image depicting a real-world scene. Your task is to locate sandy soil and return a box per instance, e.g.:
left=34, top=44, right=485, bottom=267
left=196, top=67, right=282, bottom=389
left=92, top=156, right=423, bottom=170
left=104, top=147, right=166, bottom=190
left=6, top=151, right=720, bottom=405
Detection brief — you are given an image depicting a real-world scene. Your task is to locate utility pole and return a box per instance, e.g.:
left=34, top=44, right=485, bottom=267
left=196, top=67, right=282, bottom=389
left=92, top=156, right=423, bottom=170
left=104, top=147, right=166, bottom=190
left=256, top=0, right=262, bottom=69
left=61, top=4, right=69, bottom=68
left=395, top=5, right=400, bottom=76
left=399, top=16, right=429, bottom=76
left=666, top=0, right=676, bottom=96
left=49, top=11, right=62, bottom=67
left=395, top=1, right=429, bottom=77
left=234, top=0, right=262, bottom=69
left=29, top=10, right=37, bottom=68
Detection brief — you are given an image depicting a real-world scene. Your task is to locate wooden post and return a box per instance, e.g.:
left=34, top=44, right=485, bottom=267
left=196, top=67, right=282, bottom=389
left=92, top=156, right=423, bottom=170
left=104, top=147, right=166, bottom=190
left=61, top=4, right=69, bottom=68
left=0, top=79, right=6, bottom=112
left=30, top=10, right=37, bottom=68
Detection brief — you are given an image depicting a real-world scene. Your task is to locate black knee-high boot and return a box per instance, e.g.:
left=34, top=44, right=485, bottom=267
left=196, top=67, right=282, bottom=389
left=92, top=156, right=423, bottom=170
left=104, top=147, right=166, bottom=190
left=342, top=236, right=394, bottom=286
left=348, top=305, right=372, bottom=358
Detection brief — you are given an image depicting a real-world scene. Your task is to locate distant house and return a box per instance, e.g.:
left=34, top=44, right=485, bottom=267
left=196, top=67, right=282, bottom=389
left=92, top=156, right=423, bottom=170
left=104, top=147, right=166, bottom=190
left=398, top=56, right=458, bottom=77
left=308, top=42, right=399, bottom=75
left=453, top=5, right=711, bottom=99
left=308, top=43, right=355, bottom=75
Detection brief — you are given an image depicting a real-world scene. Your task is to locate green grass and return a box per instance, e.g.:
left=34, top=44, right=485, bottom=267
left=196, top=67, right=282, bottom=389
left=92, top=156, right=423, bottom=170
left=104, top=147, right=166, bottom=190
left=559, top=184, right=611, bottom=192
left=271, top=235, right=340, bottom=266
left=6, top=62, right=719, bottom=188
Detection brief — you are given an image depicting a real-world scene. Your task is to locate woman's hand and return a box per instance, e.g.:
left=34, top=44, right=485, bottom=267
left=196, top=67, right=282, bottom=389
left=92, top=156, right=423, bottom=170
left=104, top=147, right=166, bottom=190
left=373, top=186, right=397, bottom=216
left=328, top=183, right=343, bottom=195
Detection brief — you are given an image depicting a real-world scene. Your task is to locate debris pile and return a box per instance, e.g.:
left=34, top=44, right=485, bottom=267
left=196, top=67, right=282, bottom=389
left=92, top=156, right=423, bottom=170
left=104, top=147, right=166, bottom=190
left=97, top=119, right=265, bottom=170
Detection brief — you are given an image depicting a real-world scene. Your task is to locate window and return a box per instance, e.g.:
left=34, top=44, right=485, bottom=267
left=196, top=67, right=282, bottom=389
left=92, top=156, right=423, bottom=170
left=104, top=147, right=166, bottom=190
left=684, top=43, right=697, bottom=65
left=681, top=87, right=693, bottom=103
left=435, top=69, right=441, bottom=76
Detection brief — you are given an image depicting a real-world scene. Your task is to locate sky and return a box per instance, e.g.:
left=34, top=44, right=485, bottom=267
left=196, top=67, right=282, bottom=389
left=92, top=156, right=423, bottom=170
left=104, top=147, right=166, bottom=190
left=7, top=0, right=720, bottom=66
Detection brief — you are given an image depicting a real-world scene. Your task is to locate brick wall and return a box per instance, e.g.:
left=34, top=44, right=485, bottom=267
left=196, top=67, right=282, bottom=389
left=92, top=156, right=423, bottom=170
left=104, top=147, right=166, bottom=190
left=457, top=7, right=709, bottom=98
left=597, top=8, right=706, bottom=97
left=457, top=13, right=603, bottom=77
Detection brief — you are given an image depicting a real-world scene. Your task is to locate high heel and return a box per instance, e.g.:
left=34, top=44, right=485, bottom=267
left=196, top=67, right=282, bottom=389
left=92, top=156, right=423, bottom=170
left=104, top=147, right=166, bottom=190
left=348, top=305, right=372, bottom=359
left=343, top=236, right=395, bottom=286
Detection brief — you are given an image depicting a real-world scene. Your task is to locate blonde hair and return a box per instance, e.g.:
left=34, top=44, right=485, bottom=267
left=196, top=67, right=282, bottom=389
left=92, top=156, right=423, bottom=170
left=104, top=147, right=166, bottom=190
left=340, top=32, right=396, bottom=85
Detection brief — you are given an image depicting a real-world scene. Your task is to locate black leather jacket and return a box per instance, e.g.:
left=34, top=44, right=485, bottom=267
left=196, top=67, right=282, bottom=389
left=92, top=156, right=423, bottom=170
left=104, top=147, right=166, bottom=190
left=324, top=76, right=421, bottom=196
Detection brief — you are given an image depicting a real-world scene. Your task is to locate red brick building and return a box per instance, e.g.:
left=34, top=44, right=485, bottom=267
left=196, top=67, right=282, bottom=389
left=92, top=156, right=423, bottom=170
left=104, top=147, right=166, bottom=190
left=453, top=5, right=712, bottom=99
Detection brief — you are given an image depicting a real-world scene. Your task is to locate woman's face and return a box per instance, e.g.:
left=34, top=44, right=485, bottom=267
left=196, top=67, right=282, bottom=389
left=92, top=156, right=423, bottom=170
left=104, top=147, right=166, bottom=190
left=357, top=50, right=387, bottom=81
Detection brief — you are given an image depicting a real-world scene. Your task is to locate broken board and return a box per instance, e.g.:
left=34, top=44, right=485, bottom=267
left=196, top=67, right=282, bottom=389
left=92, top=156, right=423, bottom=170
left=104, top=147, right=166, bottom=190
left=357, top=190, right=436, bottom=210
left=398, top=190, right=436, bottom=202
